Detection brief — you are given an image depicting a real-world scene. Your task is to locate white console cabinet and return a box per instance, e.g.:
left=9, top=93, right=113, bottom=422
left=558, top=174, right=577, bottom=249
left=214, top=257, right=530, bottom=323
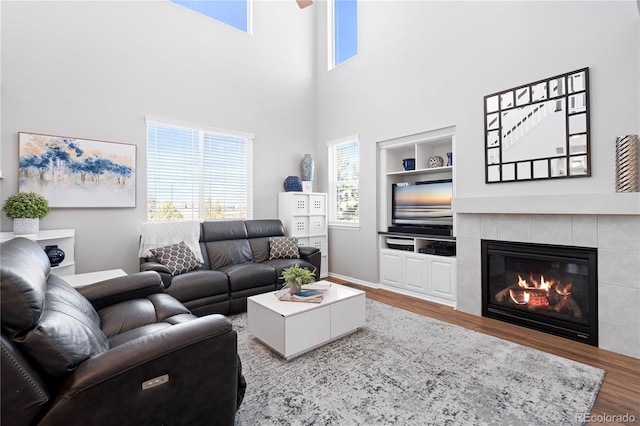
left=377, top=126, right=457, bottom=306
left=278, top=192, right=328, bottom=278
left=379, top=235, right=456, bottom=306
left=0, top=229, right=76, bottom=276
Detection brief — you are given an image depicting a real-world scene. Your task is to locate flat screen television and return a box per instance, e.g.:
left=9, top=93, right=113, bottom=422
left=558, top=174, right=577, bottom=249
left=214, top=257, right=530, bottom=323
left=391, top=179, right=453, bottom=227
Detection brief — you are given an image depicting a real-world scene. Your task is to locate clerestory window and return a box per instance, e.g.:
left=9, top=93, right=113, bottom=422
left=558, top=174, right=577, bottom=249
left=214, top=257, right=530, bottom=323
left=329, top=0, right=358, bottom=68
left=170, top=0, right=251, bottom=33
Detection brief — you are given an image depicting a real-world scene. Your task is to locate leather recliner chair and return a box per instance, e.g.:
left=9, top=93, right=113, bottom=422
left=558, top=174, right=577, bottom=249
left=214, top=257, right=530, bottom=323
left=1, top=237, right=246, bottom=426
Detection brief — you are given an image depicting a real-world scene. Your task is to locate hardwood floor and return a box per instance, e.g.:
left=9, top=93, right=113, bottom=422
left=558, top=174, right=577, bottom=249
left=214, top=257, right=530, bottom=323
left=328, top=278, right=640, bottom=426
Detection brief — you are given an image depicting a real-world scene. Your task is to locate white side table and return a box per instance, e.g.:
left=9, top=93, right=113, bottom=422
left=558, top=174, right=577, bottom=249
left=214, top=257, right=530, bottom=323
left=60, top=269, right=127, bottom=288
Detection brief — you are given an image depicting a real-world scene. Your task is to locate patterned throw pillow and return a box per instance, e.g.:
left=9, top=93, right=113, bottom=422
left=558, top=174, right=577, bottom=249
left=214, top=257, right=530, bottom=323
left=269, top=237, right=300, bottom=260
left=150, top=241, right=202, bottom=276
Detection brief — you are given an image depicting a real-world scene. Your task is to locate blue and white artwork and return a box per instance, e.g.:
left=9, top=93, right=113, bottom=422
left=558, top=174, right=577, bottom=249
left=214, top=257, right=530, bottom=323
left=19, top=132, right=136, bottom=208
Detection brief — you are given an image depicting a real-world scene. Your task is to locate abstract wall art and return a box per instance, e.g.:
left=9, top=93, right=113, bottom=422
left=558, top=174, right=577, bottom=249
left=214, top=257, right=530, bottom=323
left=19, top=132, right=136, bottom=208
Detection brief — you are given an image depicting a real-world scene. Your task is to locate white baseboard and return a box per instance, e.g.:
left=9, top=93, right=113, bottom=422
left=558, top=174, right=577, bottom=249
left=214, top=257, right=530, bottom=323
left=327, top=272, right=378, bottom=289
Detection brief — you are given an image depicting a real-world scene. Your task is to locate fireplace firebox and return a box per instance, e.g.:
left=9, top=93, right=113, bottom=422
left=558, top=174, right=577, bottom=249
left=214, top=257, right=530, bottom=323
left=481, top=240, right=597, bottom=346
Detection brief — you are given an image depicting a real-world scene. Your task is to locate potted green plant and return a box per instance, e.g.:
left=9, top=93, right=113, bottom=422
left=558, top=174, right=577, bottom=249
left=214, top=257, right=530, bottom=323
left=2, top=192, right=49, bottom=235
left=280, top=264, right=316, bottom=294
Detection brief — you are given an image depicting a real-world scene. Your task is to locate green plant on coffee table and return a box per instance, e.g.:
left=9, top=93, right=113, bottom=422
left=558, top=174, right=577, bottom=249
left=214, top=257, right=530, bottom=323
left=281, top=264, right=316, bottom=291
left=2, top=192, right=49, bottom=219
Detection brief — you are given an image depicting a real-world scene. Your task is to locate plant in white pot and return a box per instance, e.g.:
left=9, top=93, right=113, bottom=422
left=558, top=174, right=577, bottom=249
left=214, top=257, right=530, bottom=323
left=2, top=192, right=49, bottom=234
left=280, top=264, right=316, bottom=294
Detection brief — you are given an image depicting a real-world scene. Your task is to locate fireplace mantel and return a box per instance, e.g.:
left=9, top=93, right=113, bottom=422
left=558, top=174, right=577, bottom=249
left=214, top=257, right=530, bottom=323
left=453, top=192, right=640, bottom=215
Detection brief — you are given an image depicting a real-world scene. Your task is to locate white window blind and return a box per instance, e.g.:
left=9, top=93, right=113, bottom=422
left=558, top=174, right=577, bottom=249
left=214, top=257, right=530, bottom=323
left=328, top=138, right=359, bottom=225
left=146, top=119, right=253, bottom=221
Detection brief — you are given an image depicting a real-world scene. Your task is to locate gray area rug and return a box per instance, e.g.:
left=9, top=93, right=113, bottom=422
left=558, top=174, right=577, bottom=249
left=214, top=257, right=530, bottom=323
left=233, top=299, right=605, bottom=425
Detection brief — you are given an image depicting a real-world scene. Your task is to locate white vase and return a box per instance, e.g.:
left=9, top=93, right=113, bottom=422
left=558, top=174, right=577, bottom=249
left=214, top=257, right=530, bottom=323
left=13, top=218, right=39, bottom=235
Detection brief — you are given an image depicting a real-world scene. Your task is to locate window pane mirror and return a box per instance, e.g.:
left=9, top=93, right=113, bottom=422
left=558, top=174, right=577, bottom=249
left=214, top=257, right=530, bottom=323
left=484, top=68, right=590, bottom=183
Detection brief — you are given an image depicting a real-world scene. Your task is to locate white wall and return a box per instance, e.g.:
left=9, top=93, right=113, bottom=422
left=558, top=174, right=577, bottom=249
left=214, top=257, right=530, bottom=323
left=315, top=1, right=640, bottom=284
left=1, top=0, right=316, bottom=273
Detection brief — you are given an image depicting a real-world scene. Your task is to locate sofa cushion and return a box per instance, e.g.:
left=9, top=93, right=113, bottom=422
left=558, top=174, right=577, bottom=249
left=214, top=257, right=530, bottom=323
left=206, top=240, right=253, bottom=270
left=150, top=241, right=202, bottom=276
left=244, top=219, right=285, bottom=239
left=99, top=293, right=195, bottom=347
left=268, top=237, right=300, bottom=260
left=220, top=263, right=277, bottom=292
left=16, top=275, right=109, bottom=380
left=167, top=269, right=230, bottom=300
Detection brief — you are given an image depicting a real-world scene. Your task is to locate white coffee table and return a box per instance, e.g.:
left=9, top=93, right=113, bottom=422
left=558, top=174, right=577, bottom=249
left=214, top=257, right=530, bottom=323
left=247, top=281, right=366, bottom=360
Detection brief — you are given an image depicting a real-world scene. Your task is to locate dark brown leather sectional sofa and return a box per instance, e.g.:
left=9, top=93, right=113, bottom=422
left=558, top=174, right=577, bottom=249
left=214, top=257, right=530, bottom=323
left=140, top=219, right=321, bottom=316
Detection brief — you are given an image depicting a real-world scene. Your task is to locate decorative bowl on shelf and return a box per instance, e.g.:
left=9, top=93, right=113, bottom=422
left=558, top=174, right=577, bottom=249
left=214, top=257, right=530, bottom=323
left=402, top=158, right=415, bottom=171
left=427, top=155, right=445, bottom=168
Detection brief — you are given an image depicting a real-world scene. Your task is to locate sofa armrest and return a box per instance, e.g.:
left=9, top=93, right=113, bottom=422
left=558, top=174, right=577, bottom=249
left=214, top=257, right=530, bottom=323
left=78, top=271, right=165, bottom=311
left=140, top=261, right=173, bottom=288
left=299, top=246, right=321, bottom=279
left=40, top=315, right=239, bottom=426
left=140, top=261, right=171, bottom=275
left=298, top=246, right=319, bottom=258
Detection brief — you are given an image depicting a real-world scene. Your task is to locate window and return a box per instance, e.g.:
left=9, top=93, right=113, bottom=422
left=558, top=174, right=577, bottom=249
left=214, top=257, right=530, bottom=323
left=329, top=0, right=358, bottom=68
left=171, top=0, right=251, bottom=33
left=328, top=137, right=359, bottom=225
left=146, top=119, right=253, bottom=222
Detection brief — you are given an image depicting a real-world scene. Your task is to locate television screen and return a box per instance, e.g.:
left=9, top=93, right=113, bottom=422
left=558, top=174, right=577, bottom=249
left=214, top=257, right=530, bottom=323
left=392, top=180, right=453, bottom=226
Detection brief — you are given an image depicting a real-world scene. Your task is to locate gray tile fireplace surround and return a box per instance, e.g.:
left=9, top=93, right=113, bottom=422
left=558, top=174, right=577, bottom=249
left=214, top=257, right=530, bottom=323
left=454, top=211, right=640, bottom=360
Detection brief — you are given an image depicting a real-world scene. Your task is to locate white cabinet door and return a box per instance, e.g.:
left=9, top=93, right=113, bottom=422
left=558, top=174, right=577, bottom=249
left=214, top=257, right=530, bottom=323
left=380, top=249, right=403, bottom=288
left=428, top=256, right=456, bottom=301
left=404, top=253, right=427, bottom=292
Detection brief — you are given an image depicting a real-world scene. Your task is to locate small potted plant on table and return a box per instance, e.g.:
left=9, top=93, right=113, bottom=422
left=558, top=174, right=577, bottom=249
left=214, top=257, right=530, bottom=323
left=2, top=192, right=50, bottom=235
left=281, top=264, right=316, bottom=294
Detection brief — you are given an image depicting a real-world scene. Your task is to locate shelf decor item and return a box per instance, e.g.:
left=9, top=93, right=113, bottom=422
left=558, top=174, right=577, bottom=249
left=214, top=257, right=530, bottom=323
left=283, top=176, right=303, bottom=192
left=615, top=134, right=639, bottom=193
left=280, top=264, right=317, bottom=294
left=446, top=152, right=453, bottom=166
left=301, top=154, right=315, bottom=182
left=44, top=245, right=66, bottom=267
left=402, top=158, right=415, bottom=171
left=427, top=155, right=445, bottom=168
left=2, top=192, right=49, bottom=234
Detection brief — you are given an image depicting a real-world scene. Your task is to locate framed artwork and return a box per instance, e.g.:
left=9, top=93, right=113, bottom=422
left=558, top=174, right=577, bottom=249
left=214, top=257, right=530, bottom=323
left=19, top=132, right=136, bottom=208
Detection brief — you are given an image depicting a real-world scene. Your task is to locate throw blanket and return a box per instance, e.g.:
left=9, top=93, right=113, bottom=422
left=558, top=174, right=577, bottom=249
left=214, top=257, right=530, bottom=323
left=138, top=221, right=203, bottom=263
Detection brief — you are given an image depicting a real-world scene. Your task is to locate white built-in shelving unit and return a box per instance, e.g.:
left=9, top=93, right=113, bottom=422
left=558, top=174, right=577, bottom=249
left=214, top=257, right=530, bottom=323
left=377, top=126, right=457, bottom=307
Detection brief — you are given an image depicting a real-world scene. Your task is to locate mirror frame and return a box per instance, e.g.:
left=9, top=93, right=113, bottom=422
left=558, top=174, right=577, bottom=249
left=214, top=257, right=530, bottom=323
left=484, top=68, right=590, bottom=183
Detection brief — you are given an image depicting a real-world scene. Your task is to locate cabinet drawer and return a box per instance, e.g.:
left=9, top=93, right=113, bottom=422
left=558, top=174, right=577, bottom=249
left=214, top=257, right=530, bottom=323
left=309, top=216, right=326, bottom=234
left=290, top=216, right=309, bottom=236
left=309, top=195, right=326, bottom=214
left=309, top=236, right=327, bottom=253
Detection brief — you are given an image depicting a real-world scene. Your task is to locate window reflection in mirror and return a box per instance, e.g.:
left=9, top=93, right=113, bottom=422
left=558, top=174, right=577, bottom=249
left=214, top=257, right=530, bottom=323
left=484, top=68, right=590, bottom=183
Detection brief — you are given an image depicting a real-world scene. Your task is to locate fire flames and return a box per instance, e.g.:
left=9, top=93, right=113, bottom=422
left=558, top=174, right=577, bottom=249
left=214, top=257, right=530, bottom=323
left=497, top=273, right=583, bottom=318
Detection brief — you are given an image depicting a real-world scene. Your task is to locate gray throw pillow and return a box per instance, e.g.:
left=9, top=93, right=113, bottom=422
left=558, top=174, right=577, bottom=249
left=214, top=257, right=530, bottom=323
left=150, top=241, right=202, bottom=275
left=269, top=237, right=300, bottom=260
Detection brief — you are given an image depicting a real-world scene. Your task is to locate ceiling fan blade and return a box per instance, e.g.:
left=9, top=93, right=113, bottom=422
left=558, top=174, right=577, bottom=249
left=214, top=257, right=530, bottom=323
left=296, top=0, right=313, bottom=9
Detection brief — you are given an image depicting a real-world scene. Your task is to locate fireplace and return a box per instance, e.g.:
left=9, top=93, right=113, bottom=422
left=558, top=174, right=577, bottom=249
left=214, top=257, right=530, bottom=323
left=481, top=240, right=598, bottom=346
